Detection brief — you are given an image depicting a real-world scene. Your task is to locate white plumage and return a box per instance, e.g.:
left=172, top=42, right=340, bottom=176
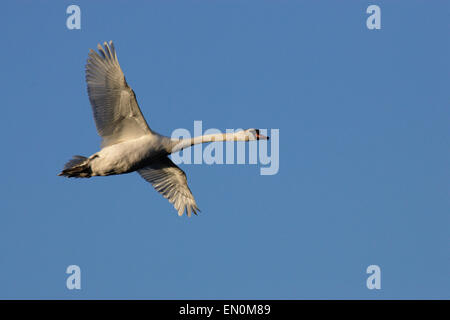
left=59, top=41, right=268, bottom=217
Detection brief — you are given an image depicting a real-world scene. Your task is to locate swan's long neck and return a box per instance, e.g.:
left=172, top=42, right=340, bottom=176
left=170, top=132, right=250, bottom=153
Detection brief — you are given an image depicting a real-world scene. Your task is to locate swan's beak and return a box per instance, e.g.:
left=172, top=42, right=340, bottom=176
left=256, top=132, right=269, bottom=140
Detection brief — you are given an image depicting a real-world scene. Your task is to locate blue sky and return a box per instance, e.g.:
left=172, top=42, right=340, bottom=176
left=0, top=1, right=449, bottom=299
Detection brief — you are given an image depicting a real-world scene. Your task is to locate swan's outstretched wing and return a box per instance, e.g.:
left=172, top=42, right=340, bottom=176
left=86, top=41, right=152, bottom=148
left=137, top=157, right=200, bottom=217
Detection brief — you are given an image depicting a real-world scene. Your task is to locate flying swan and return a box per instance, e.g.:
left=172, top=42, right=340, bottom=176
left=59, top=41, right=268, bottom=217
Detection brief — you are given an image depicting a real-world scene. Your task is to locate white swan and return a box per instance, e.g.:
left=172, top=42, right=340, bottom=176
left=59, top=41, right=268, bottom=217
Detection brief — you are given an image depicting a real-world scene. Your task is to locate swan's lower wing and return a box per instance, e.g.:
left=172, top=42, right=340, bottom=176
left=137, top=157, right=200, bottom=217
left=86, top=41, right=152, bottom=148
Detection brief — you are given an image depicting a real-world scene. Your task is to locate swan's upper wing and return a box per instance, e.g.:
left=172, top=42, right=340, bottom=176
left=137, top=157, right=200, bottom=217
left=86, top=41, right=152, bottom=148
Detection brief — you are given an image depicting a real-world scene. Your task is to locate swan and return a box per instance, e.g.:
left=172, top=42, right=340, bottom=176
left=59, top=41, right=268, bottom=217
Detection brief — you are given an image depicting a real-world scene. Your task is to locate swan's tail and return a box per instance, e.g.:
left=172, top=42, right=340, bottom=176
left=58, top=155, right=92, bottom=178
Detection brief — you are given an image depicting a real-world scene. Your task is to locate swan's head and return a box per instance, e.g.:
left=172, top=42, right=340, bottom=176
left=241, top=128, right=269, bottom=141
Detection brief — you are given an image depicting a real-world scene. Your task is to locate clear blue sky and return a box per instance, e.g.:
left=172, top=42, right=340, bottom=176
left=1, top=1, right=449, bottom=299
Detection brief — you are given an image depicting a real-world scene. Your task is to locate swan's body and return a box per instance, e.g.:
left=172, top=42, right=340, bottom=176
left=89, top=134, right=171, bottom=176
left=59, top=41, right=268, bottom=217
